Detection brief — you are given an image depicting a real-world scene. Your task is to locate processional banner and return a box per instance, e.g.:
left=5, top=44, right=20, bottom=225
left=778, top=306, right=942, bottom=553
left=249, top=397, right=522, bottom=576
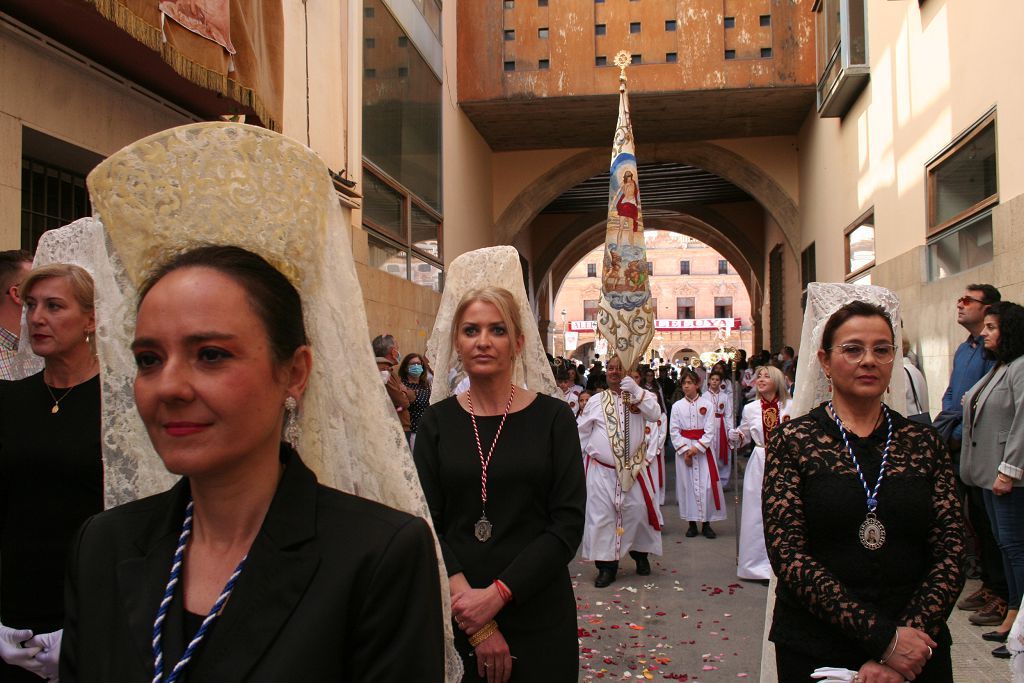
left=597, top=52, right=655, bottom=373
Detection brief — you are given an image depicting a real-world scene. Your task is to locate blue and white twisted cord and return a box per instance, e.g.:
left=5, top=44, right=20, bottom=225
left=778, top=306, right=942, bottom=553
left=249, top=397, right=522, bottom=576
left=827, top=401, right=893, bottom=512
left=152, top=501, right=249, bottom=683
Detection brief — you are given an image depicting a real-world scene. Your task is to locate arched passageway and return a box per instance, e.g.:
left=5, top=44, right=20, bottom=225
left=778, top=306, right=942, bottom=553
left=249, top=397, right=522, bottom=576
left=493, top=142, right=803, bottom=354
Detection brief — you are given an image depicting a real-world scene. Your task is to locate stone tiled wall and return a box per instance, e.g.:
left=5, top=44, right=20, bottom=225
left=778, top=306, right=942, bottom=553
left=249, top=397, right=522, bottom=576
left=872, top=194, right=1024, bottom=412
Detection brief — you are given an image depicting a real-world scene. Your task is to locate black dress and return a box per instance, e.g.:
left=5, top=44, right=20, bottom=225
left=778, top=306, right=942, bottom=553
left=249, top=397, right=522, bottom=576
left=413, top=394, right=586, bottom=682
left=0, top=372, right=102, bottom=682
left=763, top=404, right=964, bottom=682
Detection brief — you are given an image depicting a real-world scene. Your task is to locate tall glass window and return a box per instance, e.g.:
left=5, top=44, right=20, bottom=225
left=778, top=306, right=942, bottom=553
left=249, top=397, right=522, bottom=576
left=926, top=112, right=997, bottom=281
left=363, top=0, right=443, bottom=290
left=363, top=0, right=442, bottom=213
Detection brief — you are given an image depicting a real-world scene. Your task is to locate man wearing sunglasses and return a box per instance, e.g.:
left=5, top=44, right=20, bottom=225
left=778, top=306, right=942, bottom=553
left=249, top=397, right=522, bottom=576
left=940, top=284, right=1009, bottom=627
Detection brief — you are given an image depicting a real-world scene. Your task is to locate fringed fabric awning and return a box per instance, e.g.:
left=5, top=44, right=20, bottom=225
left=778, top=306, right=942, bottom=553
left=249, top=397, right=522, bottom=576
left=85, top=0, right=282, bottom=131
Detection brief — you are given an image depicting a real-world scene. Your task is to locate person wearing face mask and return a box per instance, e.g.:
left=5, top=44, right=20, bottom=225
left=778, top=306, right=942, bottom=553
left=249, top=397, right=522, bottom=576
left=374, top=334, right=416, bottom=441
left=399, top=352, right=433, bottom=448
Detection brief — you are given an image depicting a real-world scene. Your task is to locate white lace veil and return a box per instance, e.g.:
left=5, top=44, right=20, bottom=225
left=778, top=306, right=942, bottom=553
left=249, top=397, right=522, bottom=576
left=427, top=245, right=558, bottom=403
left=56, top=122, right=461, bottom=682
left=791, top=281, right=908, bottom=418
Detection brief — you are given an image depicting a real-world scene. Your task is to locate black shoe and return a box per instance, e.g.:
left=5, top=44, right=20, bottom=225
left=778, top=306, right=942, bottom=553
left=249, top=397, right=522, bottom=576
left=634, top=555, right=651, bottom=576
left=594, top=569, right=617, bottom=588
left=685, top=523, right=699, bottom=538
left=702, top=523, right=717, bottom=539
left=983, top=630, right=1009, bottom=643
left=993, top=645, right=1011, bottom=659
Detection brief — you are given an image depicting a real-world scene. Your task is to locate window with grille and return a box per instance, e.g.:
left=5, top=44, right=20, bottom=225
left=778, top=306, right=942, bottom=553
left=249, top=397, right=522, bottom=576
left=679, top=260, right=690, bottom=275
left=583, top=299, right=599, bottom=321
left=714, top=297, right=733, bottom=319
left=21, top=158, right=91, bottom=252
left=676, top=297, right=695, bottom=319
left=587, top=263, right=597, bottom=277
left=718, top=259, right=728, bottom=275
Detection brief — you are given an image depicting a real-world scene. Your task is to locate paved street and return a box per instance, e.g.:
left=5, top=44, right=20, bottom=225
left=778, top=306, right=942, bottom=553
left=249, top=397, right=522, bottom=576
left=573, top=456, right=1013, bottom=681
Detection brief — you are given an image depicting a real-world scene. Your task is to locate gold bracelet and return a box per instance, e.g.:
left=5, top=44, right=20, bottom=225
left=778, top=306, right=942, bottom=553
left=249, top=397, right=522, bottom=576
left=469, top=620, right=499, bottom=647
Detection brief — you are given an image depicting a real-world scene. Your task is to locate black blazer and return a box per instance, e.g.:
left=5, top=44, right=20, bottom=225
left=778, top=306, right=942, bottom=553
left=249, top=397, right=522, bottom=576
left=60, top=449, right=445, bottom=682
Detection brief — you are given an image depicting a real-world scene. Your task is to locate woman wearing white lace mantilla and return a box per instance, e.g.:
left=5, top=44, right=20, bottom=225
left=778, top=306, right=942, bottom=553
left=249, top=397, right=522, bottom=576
left=54, top=123, right=459, bottom=682
left=764, top=283, right=964, bottom=683
left=0, top=264, right=100, bottom=682
left=415, top=249, right=585, bottom=683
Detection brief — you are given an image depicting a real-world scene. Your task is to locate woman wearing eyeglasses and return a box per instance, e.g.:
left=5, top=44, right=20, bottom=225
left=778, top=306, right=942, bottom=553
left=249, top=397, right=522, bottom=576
left=764, top=299, right=964, bottom=683
left=961, top=301, right=1024, bottom=658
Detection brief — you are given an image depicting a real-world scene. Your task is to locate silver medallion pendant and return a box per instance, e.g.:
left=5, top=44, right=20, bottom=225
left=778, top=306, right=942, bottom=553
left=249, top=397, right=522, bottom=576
left=859, top=513, right=886, bottom=550
left=474, top=515, right=493, bottom=542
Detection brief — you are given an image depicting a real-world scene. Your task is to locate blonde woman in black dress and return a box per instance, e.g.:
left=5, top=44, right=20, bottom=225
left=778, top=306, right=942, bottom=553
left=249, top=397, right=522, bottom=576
left=414, top=286, right=585, bottom=682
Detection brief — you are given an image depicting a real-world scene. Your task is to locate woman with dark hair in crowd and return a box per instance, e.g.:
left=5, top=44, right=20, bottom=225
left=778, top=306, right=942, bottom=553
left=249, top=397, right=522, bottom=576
left=0, top=264, right=100, bottom=682
left=961, top=301, right=1024, bottom=656
left=399, top=352, right=433, bottom=445
left=765, top=296, right=964, bottom=683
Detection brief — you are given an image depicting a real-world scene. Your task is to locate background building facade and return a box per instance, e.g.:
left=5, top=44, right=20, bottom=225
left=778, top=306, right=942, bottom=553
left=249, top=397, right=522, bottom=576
left=553, top=231, right=753, bottom=363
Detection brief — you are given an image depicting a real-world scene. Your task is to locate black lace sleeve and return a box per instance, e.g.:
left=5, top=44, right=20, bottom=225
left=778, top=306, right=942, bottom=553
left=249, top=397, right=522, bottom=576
left=897, top=427, right=965, bottom=635
left=763, top=418, right=899, bottom=659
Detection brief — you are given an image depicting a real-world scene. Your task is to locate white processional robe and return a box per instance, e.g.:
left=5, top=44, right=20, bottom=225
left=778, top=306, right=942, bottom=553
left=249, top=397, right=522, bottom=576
left=669, top=395, right=726, bottom=523
left=646, top=412, right=668, bottom=506
left=560, top=387, right=581, bottom=415
left=579, top=389, right=663, bottom=561
left=732, top=398, right=791, bottom=580
left=700, top=389, right=735, bottom=488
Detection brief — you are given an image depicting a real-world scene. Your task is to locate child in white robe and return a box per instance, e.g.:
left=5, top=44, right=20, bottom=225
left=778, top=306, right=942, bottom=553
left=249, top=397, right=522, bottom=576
left=701, top=367, right=735, bottom=489
left=670, top=369, right=726, bottom=538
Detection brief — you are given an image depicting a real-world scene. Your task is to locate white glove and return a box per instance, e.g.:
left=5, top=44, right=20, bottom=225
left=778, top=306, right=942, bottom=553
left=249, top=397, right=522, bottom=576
left=619, top=376, right=644, bottom=401
left=26, top=629, right=61, bottom=681
left=810, top=667, right=858, bottom=682
left=0, top=623, right=45, bottom=676
left=727, top=428, right=743, bottom=448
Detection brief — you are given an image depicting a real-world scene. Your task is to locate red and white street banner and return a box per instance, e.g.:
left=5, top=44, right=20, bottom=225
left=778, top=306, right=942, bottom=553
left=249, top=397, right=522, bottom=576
left=569, top=318, right=741, bottom=332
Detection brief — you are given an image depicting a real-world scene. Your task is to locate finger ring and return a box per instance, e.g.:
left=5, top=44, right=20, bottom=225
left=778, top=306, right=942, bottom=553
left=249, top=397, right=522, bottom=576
left=928, top=645, right=933, bottom=657
left=484, top=662, right=490, bottom=668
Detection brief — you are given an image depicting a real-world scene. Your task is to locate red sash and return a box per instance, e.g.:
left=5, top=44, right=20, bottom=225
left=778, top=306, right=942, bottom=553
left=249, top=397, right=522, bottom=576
left=678, top=429, right=722, bottom=511
left=585, top=456, right=662, bottom=530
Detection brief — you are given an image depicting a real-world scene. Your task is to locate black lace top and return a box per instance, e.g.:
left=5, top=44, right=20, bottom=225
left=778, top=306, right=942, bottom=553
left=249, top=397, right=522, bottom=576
left=763, top=404, right=964, bottom=661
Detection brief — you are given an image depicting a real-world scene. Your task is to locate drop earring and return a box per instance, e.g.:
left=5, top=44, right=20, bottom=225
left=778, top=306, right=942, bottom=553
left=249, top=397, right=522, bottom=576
left=825, top=373, right=833, bottom=392
left=284, top=396, right=301, bottom=449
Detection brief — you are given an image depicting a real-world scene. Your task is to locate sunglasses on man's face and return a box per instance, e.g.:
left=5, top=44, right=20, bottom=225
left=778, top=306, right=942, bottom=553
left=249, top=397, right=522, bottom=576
left=957, top=295, right=985, bottom=307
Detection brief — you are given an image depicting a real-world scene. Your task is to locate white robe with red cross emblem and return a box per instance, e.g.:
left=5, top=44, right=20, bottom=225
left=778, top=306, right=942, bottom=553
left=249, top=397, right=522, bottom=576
left=670, top=395, right=727, bottom=523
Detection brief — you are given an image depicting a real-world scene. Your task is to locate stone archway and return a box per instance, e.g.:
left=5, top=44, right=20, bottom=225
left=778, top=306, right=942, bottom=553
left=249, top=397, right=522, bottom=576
left=495, top=141, right=801, bottom=262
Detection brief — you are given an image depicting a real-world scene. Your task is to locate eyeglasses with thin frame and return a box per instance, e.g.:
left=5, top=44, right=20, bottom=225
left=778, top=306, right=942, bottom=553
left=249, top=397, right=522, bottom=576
left=957, top=295, right=985, bottom=306
left=828, top=343, right=898, bottom=365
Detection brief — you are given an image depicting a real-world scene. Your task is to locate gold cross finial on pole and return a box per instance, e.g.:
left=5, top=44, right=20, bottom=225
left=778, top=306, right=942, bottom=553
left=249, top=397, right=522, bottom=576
left=614, top=50, right=631, bottom=82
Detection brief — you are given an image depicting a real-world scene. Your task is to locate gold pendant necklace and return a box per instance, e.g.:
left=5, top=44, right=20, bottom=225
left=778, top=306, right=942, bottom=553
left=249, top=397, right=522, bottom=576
left=45, top=382, right=75, bottom=414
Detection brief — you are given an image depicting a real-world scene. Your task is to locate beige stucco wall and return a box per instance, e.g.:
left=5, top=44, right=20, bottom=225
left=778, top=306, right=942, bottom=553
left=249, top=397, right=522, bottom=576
left=799, top=0, right=1024, bottom=409
left=0, top=19, right=195, bottom=248
left=799, top=0, right=1024, bottom=284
